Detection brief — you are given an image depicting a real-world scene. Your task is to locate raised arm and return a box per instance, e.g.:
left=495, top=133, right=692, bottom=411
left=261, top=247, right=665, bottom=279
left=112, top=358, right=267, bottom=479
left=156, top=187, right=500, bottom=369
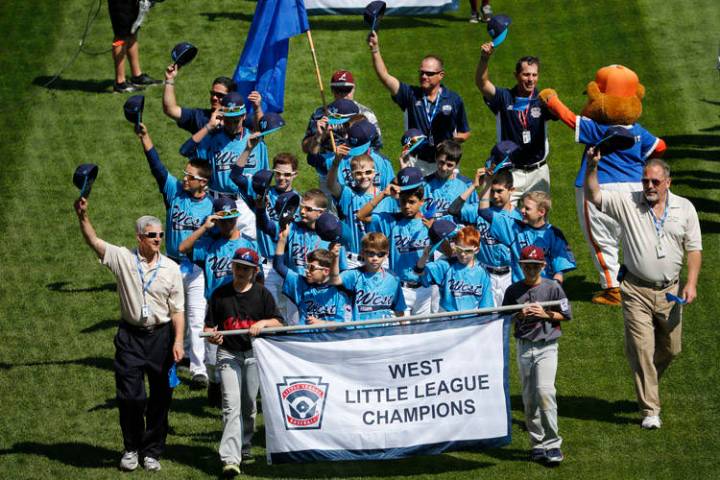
left=74, top=197, right=106, bottom=259
left=368, top=32, right=400, bottom=96
left=327, top=145, right=350, bottom=200
left=583, top=147, right=603, bottom=208
left=357, top=183, right=397, bottom=223
left=137, top=123, right=169, bottom=191
left=475, top=42, right=497, bottom=100
left=247, top=91, right=264, bottom=131
left=162, top=63, right=182, bottom=121
left=179, top=215, right=218, bottom=255
left=272, top=224, right=291, bottom=278
left=538, top=89, right=577, bottom=129
left=328, top=242, right=342, bottom=286
left=179, top=109, right=222, bottom=158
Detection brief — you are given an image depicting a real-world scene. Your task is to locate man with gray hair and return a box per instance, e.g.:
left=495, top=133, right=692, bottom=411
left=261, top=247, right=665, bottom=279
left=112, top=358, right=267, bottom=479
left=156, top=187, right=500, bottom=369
left=74, top=197, right=185, bottom=472
left=584, top=149, right=702, bottom=430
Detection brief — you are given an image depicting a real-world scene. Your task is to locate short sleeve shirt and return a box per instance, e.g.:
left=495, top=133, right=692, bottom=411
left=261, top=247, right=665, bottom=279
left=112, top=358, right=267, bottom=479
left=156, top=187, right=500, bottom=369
left=161, top=175, right=214, bottom=260
left=177, top=107, right=211, bottom=134
left=337, top=185, right=396, bottom=254
left=190, top=233, right=258, bottom=299
left=340, top=268, right=406, bottom=320
left=502, top=278, right=572, bottom=342
left=422, top=259, right=493, bottom=311
left=369, top=213, right=430, bottom=282
left=423, top=173, right=477, bottom=220
left=282, top=270, right=352, bottom=324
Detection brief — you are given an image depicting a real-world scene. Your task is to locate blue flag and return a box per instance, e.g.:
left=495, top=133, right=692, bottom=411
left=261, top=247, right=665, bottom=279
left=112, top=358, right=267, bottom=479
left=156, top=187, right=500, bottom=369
left=233, top=0, right=310, bottom=113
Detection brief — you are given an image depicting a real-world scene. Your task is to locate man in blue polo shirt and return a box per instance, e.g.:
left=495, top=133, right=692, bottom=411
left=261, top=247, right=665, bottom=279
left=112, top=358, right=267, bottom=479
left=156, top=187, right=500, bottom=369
left=476, top=42, right=555, bottom=205
left=368, top=32, right=471, bottom=176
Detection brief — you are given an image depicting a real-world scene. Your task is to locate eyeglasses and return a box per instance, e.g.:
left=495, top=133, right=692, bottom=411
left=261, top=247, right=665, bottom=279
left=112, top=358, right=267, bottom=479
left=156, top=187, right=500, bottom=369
left=216, top=209, right=240, bottom=217
left=300, top=204, right=325, bottom=213
left=209, top=90, right=226, bottom=99
left=273, top=170, right=297, bottom=178
left=641, top=178, right=663, bottom=187
left=364, top=251, right=387, bottom=258
left=183, top=170, right=206, bottom=181
left=307, top=263, right=328, bottom=272
left=419, top=70, right=442, bottom=77
left=142, top=231, right=165, bottom=239
left=352, top=169, right=375, bottom=176
left=453, top=245, right=477, bottom=254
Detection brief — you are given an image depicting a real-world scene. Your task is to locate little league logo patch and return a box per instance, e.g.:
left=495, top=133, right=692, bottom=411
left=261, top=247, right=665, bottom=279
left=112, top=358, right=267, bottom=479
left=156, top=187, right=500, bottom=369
left=276, top=376, right=329, bottom=430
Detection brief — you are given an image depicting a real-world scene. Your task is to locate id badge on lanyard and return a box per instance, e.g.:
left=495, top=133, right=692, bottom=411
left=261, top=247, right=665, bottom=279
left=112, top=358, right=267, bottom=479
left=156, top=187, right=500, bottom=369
left=517, top=92, right=533, bottom=144
left=136, top=252, right=161, bottom=319
left=650, top=196, right=669, bottom=259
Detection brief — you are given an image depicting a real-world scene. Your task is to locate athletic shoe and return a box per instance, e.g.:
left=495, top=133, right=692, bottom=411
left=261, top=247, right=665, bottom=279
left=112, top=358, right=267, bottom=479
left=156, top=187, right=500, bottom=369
left=143, top=456, right=162, bottom=471
left=481, top=4, right=493, bottom=22
left=191, top=372, right=210, bottom=389
left=241, top=450, right=254, bottom=463
left=119, top=450, right=138, bottom=471
left=530, top=448, right=546, bottom=462
left=222, top=463, right=241, bottom=477
left=130, top=73, right=162, bottom=86
left=641, top=415, right=662, bottom=429
left=113, top=82, right=139, bottom=93
left=545, top=448, right=564, bottom=464
left=469, top=13, right=480, bottom=23
left=208, top=381, right=222, bottom=408
left=591, top=287, right=622, bottom=306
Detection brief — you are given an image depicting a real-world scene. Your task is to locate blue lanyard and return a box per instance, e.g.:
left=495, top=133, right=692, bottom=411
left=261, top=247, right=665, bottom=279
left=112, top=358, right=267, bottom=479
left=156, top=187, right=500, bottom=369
left=648, top=195, right=669, bottom=239
left=135, top=251, right=161, bottom=299
left=422, top=88, right=442, bottom=125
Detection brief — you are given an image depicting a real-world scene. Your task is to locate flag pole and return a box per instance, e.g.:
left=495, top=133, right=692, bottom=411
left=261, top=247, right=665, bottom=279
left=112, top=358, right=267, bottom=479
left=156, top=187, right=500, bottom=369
left=305, top=30, right=337, bottom=153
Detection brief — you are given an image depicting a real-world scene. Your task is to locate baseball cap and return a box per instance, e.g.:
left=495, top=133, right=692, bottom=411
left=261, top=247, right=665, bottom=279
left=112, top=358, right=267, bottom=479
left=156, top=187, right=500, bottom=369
left=171, top=42, right=198, bottom=68
left=123, top=95, right=144, bottom=126
left=401, top=128, right=427, bottom=155
left=428, top=219, right=459, bottom=255
left=487, top=14, right=511, bottom=47
left=275, top=191, right=301, bottom=230
left=316, top=212, right=343, bottom=243
left=221, top=92, right=246, bottom=117
left=257, top=112, right=286, bottom=137
left=330, top=70, right=355, bottom=88
left=396, top=166, right=424, bottom=191
left=73, top=163, right=99, bottom=198
left=363, top=1, right=387, bottom=32
left=232, top=247, right=259, bottom=267
left=347, top=120, right=377, bottom=156
left=327, top=98, right=360, bottom=125
left=212, top=197, right=240, bottom=218
left=485, top=140, right=520, bottom=174
left=594, top=126, right=636, bottom=155
left=519, top=245, right=546, bottom=264
left=251, top=169, right=274, bottom=197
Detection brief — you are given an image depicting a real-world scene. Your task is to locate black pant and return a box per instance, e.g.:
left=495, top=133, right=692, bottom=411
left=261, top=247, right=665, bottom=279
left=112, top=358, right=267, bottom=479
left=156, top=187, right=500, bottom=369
left=114, top=322, right=173, bottom=458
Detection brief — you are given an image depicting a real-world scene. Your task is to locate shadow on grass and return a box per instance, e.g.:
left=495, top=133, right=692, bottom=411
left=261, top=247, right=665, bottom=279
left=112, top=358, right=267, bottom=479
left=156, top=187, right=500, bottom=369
left=684, top=196, right=720, bottom=215
left=89, top=394, right=219, bottom=419
left=700, top=219, right=720, bottom=234
left=561, top=275, right=598, bottom=302
left=673, top=169, right=720, bottom=180
left=32, top=76, right=115, bottom=93
left=0, top=356, right=113, bottom=372
left=80, top=319, right=117, bottom=334
left=509, top=394, right=636, bottom=425
left=47, top=281, right=116, bottom=293
left=663, top=134, right=719, bottom=162
left=200, top=11, right=462, bottom=29
left=0, top=442, right=117, bottom=468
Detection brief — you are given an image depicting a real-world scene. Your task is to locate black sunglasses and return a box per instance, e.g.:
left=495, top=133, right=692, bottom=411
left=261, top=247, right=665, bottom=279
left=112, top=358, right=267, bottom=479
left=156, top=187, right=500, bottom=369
left=641, top=178, right=663, bottom=187
left=419, top=70, right=442, bottom=77
left=209, top=90, right=227, bottom=98
left=143, top=232, right=164, bottom=239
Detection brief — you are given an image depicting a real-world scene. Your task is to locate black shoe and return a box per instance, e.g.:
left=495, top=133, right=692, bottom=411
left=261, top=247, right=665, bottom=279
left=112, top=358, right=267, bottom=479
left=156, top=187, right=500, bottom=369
left=130, top=73, right=162, bottom=86
left=113, top=81, right=139, bottom=93
left=208, top=381, right=222, bottom=408
left=241, top=450, right=254, bottom=463
left=530, top=448, right=546, bottom=462
left=545, top=447, right=564, bottom=464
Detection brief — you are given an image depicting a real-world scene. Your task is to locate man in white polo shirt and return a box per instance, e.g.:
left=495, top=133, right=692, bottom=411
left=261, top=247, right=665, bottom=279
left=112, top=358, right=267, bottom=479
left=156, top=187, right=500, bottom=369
left=583, top=149, right=702, bottom=430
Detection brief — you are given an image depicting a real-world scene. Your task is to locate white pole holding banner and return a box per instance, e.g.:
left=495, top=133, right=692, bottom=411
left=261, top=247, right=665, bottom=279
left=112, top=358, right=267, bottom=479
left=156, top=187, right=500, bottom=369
left=199, top=300, right=562, bottom=337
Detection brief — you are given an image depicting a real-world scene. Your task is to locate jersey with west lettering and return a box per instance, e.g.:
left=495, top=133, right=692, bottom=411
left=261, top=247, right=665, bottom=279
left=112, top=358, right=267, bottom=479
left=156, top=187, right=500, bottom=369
left=574, top=117, right=660, bottom=187
left=162, top=174, right=214, bottom=260
left=340, top=268, right=406, bottom=320
left=369, top=213, right=430, bottom=282
left=282, top=270, right=352, bottom=324
left=190, top=233, right=257, bottom=299
left=283, top=222, right=348, bottom=275
left=423, top=173, right=478, bottom=220
left=488, top=212, right=576, bottom=281
left=181, top=130, right=268, bottom=194
left=304, top=104, right=383, bottom=151
left=461, top=207, right=522, bottom=268
left=337, top=186, right=397, bottom=254
left=309, top=149, right=395, bottom=191
left=422, top=258, right=493, bottom=311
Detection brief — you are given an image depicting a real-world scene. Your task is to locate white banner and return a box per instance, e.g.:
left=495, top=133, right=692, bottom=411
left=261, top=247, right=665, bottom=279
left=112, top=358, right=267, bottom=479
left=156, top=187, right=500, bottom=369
left=254, top=314, right=511, bottom=463
left=306, top=0, right=459, bottom=15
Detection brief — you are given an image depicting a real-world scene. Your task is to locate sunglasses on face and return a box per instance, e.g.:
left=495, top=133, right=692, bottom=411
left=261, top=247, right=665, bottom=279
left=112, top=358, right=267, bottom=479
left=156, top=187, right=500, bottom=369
left=453, top=245, right=477, bottom=254
left=143, top=231, right=164, bottom=239
left=307, top=263, right=328, bottom=272
left=642, top=178, right=663, bottom=187
left=210, top=90, right=226, bottom=99
left=273, top=170, right=296, bottom=178
left=300, top=204, right=325, bottom=213
left=216, top=209, right=240, bottom=217
left=183, top=170, right=206, bottom=181
left=352, top=169, right=375, bottom=176
left=419, top=70, right=442, bottom=77
left=364, top=251, right=387, bottom=258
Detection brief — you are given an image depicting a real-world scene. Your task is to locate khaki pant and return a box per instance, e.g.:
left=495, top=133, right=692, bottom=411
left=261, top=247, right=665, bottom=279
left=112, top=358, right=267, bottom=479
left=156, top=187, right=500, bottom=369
left=620, top=276, right=683, bottom=417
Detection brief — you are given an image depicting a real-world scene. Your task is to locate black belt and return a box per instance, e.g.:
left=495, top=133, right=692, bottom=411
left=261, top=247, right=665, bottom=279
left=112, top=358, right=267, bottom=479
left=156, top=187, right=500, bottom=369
left=401, top=281, right=422, bottom=288
left=121, top=321, right=171, bottom=334
left=484, top=265, right=510, bottom=275
left=626, top=272, right=678, bottom=290
left=515, top=159, right=547, bottom=171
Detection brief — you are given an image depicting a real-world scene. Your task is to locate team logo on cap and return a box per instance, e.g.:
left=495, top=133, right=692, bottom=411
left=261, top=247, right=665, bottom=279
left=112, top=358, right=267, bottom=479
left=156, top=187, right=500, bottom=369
left=277, top=376, right=329, bottom=430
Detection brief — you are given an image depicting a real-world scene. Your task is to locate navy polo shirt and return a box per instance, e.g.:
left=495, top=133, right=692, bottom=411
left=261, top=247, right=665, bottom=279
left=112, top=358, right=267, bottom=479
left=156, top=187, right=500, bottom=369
left=485, top=86, right=554, bottom=167
left=176, top=107, right=255, bottom=134
left=392, top=82, right=470, bottom=163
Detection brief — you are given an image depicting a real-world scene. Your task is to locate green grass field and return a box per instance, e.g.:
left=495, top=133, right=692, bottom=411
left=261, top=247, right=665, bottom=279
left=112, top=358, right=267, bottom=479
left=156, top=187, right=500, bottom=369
left=1, top=0, right=718, bottom=478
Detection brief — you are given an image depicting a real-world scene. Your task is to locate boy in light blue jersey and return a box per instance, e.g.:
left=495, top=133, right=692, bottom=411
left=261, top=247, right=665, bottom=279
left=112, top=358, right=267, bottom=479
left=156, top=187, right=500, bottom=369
left=136, top=123, right=214, bottom=387
left=179, top=92, right=268, bottom=240
left=274, top=226, right=352, bottom=325
left=358, top=167, right=433, bottom=315
left=329, top=232, right=406, bottom=321
left=416, top=225, right=493, bottom=312
left=328, top=153, right=396, bottom=268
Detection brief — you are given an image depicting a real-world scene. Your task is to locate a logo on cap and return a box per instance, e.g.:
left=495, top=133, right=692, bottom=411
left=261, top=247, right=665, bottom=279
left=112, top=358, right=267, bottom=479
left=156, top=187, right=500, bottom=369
left=277, top=377, right=329, bottom=430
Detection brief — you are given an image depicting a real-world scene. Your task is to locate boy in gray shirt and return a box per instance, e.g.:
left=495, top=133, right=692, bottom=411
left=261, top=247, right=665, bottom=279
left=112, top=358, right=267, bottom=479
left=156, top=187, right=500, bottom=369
left=502, top=245, right=572, bottom=465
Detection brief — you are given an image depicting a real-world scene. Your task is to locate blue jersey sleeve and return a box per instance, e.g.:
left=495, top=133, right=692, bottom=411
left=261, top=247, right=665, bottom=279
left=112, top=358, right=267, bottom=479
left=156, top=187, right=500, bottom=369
left=339, top=269, right=359, bottom=291
left=177, top=107, right=209, bottom=134
left=480, top=273, right=493, bottom=308
left=549, top=226, right=577, bottom=275
left=392, top=279, right=407, bottom=312
left=145, top=147, right=169, bottom=193
left=391, top=82, right=415, bottom=110
left=281, top=269, right=304, bottom=307
left=368, top=212, right=394, bottom=238
left=190, top=234, right=212, bottom=266
left=637, top=124, right=659, bottom=159
left=577, top=117, right=604, bottom=145
left=454, top=97, right=470, bottom=133
left=422, top=260, right=449, bottom=287
left=488, top=210, right=517, bottom=247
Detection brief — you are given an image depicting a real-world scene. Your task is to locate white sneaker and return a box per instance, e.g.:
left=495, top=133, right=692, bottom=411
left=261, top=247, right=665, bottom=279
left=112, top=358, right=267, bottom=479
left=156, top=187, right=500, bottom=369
left=143, top=456, right=162, bottom=471
left=469, top=13, right=480, bottom=23
left=119, top=451, right=138, bottom=471
left=641, top=415, right=662, bottom=429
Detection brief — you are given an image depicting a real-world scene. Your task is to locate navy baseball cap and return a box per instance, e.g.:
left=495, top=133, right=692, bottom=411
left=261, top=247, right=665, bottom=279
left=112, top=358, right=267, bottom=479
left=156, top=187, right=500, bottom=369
left=486, top=140, right=520, bottom=174
left=327, top=98, right=359, bottom=126
left=594, top=126, right=636, bottom=155
left=275, top=191, right=301, bottom=230
left=428, top=219, right=459, bottom=255
left=251, top=169, right=274, bottom=197
left=347, top=120, right=377, bottom=156
left=171, top=42, right=198, bottom=68
left=232, top=247, right=260, bottom=267
left=316, top=212, right=343, bottom=243
left=73, top=163, right=99, bottom=198
left=364, top=1, right=387, bottom=32
left=212, top=197, right=240, bottom=219
left=257, top=112, right=286, bottom=137
left=123, top=95, right=144, bottom=126
left=396, top=166, right=424, bottom=191
left=221, top=92, right=246, bottom=117
left=487, top=14, right=511, bottom=47
left=401, top=128, right=427, bottom=155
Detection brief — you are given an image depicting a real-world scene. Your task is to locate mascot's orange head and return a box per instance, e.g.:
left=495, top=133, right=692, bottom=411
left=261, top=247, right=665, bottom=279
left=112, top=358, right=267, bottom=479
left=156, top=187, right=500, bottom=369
left=581, top=65, right=645, bottom=125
